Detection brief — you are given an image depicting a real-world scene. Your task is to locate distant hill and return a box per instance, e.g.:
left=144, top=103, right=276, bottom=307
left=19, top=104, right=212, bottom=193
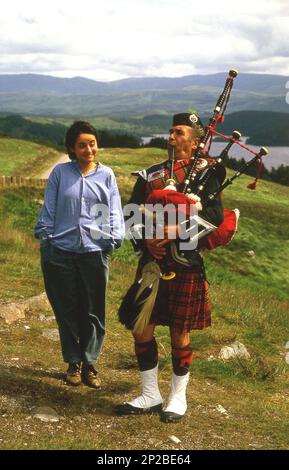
left=217, top=111, right=289, bottom=146
left=0, top=114, right=66, bottom=147
left=0, top=74, right=107, bottom=94
left=1, top=111, right=289, bottom=147
left=0, top=115, right=140, bottom=149
left=0, top=72, right=286, bottom=94
left=109, top=111, right=289, bottom=146
left=0, top=72, right=288, bottom=115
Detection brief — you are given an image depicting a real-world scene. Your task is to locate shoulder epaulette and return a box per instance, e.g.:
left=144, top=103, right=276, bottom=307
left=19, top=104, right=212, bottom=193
left=131, top=160, right=167, bottom=181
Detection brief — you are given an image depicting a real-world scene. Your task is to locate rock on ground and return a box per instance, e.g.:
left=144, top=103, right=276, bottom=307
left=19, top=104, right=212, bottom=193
left=219, top=341, right=250, bottom=360
left=42, top=329, right=59, bottom=342
left=32, top=406, right=59, bottom=423
left=0, top=293, right=52, bottom=324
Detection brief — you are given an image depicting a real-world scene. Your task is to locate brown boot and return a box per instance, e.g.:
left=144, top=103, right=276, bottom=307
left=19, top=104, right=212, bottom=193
left=66, top=363, right=81, bottom=386
left=81, top=364, right=101, bottom=389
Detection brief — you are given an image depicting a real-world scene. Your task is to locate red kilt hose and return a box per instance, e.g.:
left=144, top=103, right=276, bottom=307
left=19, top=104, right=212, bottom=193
left=136, top=256, right=211, bottom=332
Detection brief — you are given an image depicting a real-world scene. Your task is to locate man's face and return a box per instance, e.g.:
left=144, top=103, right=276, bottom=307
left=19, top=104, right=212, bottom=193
left=168, top=125, right=198, bottom=160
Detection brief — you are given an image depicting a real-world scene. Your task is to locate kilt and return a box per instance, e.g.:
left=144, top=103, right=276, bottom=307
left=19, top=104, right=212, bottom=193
left=136, top=256, right=211, bottom=332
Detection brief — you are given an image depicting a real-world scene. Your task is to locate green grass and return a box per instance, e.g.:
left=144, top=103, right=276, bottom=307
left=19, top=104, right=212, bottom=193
left=0, top=136, right=62, bottom=176
left=0, top=146, right=289, bottom=450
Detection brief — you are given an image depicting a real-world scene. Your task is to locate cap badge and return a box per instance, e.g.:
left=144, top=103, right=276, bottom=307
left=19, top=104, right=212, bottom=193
left=189, top=114, right=198, bottom=124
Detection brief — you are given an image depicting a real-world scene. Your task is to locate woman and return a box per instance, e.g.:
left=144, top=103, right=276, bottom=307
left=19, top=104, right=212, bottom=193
left=35, top=121, right=125, bottom=388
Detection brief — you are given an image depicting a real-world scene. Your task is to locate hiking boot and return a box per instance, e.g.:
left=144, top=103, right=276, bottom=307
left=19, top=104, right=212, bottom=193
left=81, top=364, right=101, bottom=389
left=66, top=363, right=81, bottom=386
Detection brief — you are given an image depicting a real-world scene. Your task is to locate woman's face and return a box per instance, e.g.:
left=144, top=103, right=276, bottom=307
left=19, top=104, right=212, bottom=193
left=72, top=133, right=98, bottom=165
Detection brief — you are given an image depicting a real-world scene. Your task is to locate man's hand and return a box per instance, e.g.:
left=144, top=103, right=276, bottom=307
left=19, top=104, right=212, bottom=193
left=145, top=224, right=180, bottom=260
left=145, top=238, right=168, bottom=260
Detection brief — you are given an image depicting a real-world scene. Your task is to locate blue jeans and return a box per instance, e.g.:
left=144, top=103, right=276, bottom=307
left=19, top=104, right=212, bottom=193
left=40, top=243, right=110, bottom=365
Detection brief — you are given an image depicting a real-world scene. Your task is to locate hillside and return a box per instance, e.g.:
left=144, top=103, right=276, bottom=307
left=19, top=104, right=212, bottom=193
left=218, top=111, right=289, bottom=146
left=0, top=148, right=289, bottom=450
left=0, top=72, right=288, bottom=115
left=1, top=111, right=289, bottom=148
left=0, top=136, right=62, bottom=177
left=0, top=72, right=286, bottom=94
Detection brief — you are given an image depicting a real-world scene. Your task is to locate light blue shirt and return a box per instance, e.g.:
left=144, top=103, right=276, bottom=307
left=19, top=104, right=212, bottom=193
left=35, top=161, right=125, bottom=253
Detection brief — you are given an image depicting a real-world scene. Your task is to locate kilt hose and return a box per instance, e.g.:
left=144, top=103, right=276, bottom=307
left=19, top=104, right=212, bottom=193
left=136, top=255, right=211, bottom=332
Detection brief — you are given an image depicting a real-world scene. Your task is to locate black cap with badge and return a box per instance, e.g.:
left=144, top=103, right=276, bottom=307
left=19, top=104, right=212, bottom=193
left=172, top=112, right=204, bottom=130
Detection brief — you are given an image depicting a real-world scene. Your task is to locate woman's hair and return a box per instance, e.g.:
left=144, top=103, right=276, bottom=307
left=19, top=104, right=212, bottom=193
left=65, top=121, right=98, bottom=160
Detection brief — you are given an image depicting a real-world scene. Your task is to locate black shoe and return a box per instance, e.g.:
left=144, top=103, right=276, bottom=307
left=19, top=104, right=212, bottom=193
left=160, top=411, right=184, bottom=423
left=115, top=402, right=162, bottom=416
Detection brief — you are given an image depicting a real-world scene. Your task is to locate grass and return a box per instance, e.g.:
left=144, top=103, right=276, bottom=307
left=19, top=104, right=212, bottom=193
left=0, top=136, right=62, bottom=177
left=0, top=147, right=289, bottom=450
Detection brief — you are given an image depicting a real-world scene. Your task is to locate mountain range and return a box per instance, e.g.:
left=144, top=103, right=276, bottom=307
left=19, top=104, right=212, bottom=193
left=0, top=72, right=288, bottom=116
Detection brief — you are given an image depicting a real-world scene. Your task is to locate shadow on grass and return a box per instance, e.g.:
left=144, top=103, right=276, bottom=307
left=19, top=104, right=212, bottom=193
left=0, top=364, right=134, bottom=417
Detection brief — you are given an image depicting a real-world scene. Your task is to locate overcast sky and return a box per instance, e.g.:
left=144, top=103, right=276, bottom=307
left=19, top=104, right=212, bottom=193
left=0, top=0, right=288, bottom=81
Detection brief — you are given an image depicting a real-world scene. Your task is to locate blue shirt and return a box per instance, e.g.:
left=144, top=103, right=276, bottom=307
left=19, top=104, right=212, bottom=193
left=35, top=161, right=125, bottom=253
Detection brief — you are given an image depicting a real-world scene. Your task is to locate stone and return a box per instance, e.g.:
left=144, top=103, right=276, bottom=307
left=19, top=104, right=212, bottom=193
left=0, top=303, right=26, bottom=324
left=219, top=346, right=234, bottom=360
left=246, top=250, right=256, bottom=258
left=168, top=435, right=181, bottom=444
left=0, top=293, right=52, bottom=324
left=219, top=341, right=250, bottom=360
left=39, top=314, right=55, bottom=322
left=22, top=292, right=51, bottom=316
left=32, top=406, right=59, bottom=423
left=215, top=404, right=229, bottom=416
left=42, top=328, right=59, bottom=342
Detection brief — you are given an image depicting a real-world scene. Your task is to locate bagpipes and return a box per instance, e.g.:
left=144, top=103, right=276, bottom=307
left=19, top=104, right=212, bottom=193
left=144, top=69, right=269, bottom=254
left=118, top=69, right=269, bottom=334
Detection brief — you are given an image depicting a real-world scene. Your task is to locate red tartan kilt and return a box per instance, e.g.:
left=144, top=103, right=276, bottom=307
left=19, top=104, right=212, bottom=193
left=136, top=258, right=211, bottom=332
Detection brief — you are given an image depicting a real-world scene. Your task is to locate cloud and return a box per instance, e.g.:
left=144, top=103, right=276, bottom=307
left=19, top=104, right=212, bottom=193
left=0, top=0, right=288, bottom=80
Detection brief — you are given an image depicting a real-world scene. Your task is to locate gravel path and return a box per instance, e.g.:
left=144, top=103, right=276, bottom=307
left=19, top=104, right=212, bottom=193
left=38, top=154, right=70, bottom=179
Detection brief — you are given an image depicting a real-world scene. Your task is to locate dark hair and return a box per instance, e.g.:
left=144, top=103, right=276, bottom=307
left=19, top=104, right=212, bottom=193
left=65, top=121, right=98, bottom=160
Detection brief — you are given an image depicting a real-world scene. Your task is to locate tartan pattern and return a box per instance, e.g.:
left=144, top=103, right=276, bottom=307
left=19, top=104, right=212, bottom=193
left=145, top=158, right=192, bottom=194
left=136, top=257, right=211, bottom=332
left=145, top=158, right=216, bottom=196
left=140, top=157, right=212, bottom=332
left=172, top=344, right=193, bottom=374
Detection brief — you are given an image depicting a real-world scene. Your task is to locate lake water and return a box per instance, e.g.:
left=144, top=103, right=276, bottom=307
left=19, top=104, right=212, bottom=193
left=141, top=135, right=289, bottom=170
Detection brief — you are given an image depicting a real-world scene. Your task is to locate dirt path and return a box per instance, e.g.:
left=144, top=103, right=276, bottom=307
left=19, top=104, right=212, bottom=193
left=38, top=154, right=70, bottom=179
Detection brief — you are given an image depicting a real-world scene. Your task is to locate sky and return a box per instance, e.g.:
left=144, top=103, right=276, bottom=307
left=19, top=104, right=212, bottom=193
left=0, top=0, right=289, bottom=81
